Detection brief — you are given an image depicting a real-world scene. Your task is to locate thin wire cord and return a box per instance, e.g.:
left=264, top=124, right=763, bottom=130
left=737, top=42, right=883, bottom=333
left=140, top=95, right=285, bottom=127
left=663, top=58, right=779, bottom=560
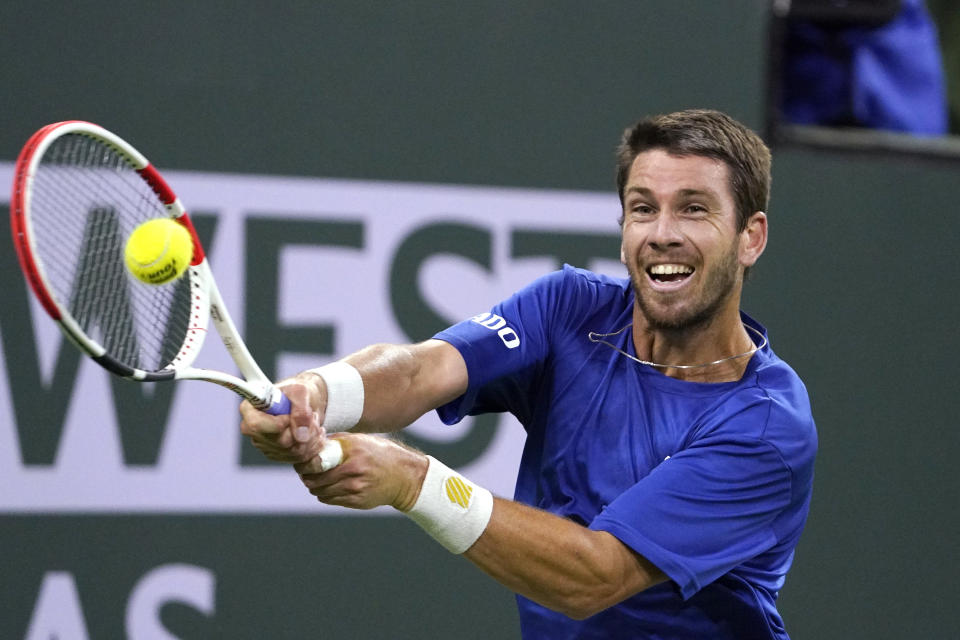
left=587, top=323, right=768, bottom=370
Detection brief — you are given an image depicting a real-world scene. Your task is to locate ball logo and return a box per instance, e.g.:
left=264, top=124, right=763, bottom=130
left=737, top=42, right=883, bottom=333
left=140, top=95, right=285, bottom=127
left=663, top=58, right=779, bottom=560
left=143, top=259, right=181, bottom=284
left=443, top=475, right=473, bottom=509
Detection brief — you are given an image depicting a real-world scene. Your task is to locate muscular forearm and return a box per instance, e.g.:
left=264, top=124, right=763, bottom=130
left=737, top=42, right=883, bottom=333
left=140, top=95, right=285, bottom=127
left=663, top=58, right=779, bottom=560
left=292, top=343, right=662, bottom=619
left=463, top=498, right=666, bottom=620
left=290, top=411, right=664, bottom=618
left=338, top=340, right=467, bottom=433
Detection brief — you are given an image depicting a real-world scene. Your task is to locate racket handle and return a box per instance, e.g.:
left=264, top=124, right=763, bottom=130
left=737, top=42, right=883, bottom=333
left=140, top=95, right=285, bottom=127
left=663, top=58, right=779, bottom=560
left=318, top=440, right=344, bottom=471
left=260, top=387, right=342, bottom=470
left=263, top=389, right=292, bottom=415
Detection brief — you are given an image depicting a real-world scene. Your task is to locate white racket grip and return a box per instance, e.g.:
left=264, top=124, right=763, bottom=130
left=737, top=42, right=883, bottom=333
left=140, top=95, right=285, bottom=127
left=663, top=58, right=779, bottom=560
left=317, top=439, right=344, bottom=471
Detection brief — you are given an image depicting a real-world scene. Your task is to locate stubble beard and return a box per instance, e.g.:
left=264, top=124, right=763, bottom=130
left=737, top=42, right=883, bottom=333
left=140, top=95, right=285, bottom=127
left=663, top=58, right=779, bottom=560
left=629, top=242, right=741, bottom=333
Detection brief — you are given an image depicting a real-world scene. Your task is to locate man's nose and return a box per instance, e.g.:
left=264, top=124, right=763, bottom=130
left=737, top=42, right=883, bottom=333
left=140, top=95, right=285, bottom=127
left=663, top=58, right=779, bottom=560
left=648, top=211, right=684, bottom=248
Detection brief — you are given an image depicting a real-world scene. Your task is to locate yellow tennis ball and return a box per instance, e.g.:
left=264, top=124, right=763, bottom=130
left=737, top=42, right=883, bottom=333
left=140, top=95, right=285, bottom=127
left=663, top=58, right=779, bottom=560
left=124, top=218, right=194, bottom=285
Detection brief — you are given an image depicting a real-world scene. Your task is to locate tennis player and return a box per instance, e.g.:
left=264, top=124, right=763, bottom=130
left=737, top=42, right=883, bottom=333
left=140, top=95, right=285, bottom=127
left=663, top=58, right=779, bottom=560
left=240, top=109, right=817, bottom=639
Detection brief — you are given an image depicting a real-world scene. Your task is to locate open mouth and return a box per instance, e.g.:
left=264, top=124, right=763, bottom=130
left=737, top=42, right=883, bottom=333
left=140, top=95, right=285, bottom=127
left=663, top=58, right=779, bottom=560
left=647, top=263, right=695, bottom=287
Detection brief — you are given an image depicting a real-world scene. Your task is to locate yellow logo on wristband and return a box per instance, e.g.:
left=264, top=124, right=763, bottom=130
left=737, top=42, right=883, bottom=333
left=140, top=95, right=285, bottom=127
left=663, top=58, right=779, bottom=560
left=444, top=475, right=473, bottom=509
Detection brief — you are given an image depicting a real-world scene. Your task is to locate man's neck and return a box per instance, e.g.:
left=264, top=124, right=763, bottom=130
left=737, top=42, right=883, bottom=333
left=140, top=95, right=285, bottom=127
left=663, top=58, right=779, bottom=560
left=631, top=305, right=756, bottom=383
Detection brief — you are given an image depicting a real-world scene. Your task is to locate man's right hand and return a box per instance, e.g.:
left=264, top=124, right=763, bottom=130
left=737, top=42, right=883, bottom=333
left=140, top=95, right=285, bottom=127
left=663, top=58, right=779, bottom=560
left=238, top=373, right=328, bottom=464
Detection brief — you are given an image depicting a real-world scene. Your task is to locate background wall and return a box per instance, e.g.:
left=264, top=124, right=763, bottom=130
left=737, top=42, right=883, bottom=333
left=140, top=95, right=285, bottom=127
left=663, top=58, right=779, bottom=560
left=1, top=1, right=957, bottom=638
left=928, top=0, right=960, bottom=132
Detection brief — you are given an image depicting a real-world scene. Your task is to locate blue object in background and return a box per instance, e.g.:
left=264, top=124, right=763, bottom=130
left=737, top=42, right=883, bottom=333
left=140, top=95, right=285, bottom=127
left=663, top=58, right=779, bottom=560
left=782, top=0, right=948, bottom=135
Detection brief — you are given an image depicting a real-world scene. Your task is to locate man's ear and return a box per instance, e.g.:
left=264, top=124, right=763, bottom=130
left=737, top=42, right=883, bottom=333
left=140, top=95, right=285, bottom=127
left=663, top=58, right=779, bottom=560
left=739, top=211, right=767, bottom=267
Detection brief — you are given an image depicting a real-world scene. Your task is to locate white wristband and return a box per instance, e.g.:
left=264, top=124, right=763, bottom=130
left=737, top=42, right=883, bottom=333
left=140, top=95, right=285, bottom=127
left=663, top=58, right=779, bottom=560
left=405, top=456, right=494, bottom=554
left=306, top=361, right=364, bottom=433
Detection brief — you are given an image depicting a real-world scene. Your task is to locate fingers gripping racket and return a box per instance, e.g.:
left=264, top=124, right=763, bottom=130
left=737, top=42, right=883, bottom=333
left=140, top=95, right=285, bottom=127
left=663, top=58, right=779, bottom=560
left=10, top=121, right=342, bottom=469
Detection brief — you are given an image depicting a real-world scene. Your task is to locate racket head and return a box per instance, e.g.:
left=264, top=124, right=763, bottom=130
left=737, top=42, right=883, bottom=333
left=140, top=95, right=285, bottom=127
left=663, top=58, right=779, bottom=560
left=10, top=121, right=209, bottom=381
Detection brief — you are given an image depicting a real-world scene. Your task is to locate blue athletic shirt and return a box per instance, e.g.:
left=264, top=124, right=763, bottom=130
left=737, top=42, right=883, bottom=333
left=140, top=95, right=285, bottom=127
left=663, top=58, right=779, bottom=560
left=434, top=265, right=817, bottom=640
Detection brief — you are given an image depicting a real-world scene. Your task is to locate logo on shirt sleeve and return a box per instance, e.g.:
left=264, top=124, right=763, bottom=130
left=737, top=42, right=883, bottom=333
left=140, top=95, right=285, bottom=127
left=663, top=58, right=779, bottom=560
left=471, top=312, right=520, bottom=349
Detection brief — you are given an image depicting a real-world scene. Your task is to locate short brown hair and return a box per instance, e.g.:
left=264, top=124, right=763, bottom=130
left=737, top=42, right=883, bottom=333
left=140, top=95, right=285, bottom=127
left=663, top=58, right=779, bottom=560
left=615, top=109, right=771, bottom=231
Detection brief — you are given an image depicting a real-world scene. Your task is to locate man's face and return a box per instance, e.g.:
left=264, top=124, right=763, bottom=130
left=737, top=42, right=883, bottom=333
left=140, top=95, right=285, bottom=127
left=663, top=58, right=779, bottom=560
left=620, top=149, right=755, bottom=331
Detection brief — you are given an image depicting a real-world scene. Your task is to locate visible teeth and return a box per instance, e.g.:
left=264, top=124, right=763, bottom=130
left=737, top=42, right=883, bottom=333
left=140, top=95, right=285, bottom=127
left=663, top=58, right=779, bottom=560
left=648, top=264, right=693, bottom=275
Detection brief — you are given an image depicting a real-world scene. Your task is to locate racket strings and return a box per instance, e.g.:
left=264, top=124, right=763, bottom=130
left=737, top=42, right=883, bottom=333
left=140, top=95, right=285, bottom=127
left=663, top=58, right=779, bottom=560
left=29, top=133, right=193, bottom=372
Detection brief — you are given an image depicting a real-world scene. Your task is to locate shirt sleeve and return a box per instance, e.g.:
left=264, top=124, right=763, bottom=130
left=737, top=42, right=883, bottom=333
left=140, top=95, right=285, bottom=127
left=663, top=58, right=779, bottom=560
left=589, top=407, right=794, bottom=601
left=432, top=268, right=570, bottom=424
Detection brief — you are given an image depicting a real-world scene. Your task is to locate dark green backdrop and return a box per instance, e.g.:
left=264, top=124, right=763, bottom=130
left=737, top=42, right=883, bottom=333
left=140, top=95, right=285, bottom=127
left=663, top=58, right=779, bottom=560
left=1, top=2, right=957, bottom=638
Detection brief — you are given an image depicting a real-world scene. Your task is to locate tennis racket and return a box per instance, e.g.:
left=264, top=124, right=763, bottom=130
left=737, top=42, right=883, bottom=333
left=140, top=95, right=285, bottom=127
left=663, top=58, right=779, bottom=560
left=10, top=120, right=342, bottom=468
